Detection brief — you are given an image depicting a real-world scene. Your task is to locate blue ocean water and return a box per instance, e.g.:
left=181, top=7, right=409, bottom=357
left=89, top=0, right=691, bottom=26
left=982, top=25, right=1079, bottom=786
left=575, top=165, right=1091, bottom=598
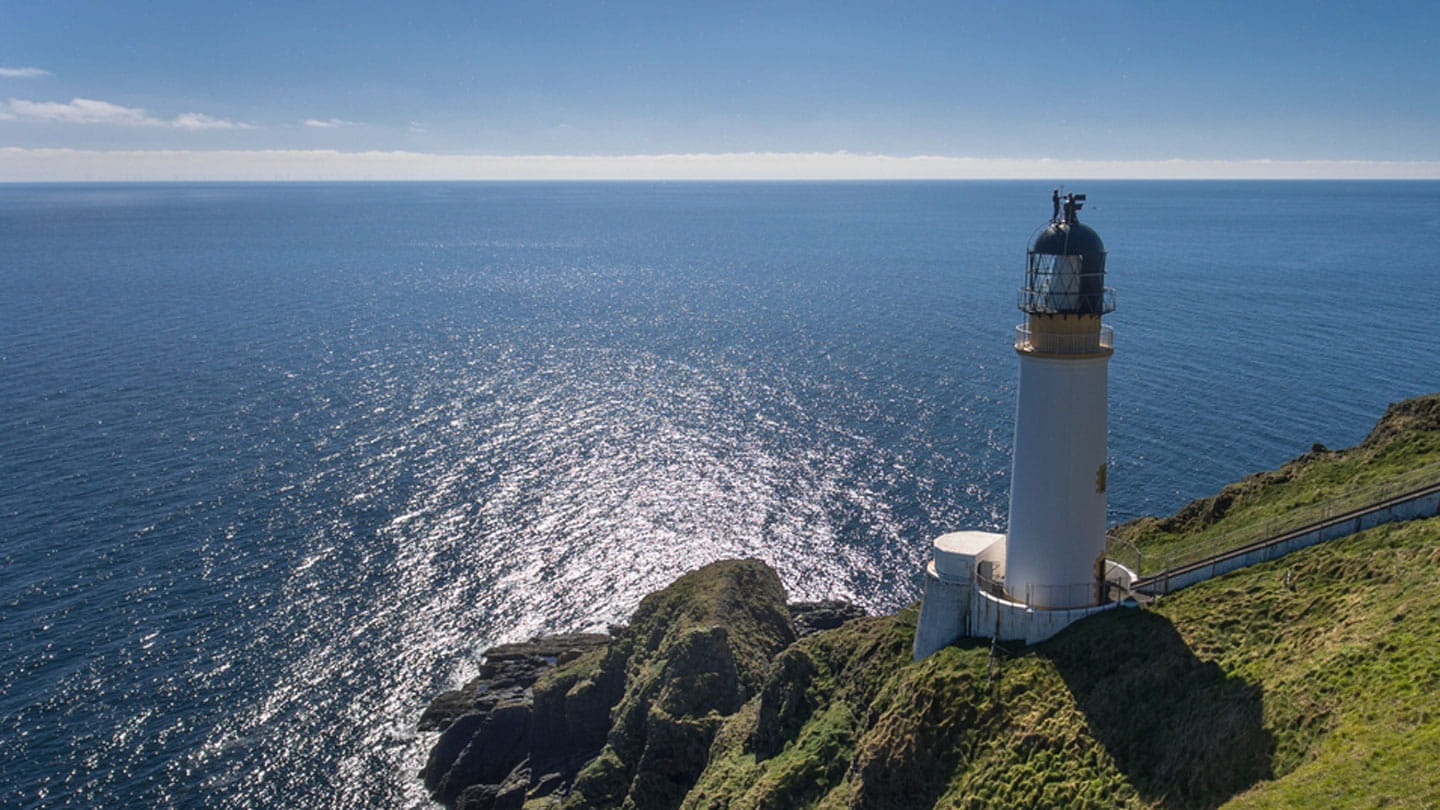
left=1, top=181, right=1437, bottom=808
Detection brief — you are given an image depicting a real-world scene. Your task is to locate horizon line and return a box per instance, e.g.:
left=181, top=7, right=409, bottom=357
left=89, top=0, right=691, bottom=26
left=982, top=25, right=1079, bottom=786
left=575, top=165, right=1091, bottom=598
left=3, top=148, right=1439, bottom=182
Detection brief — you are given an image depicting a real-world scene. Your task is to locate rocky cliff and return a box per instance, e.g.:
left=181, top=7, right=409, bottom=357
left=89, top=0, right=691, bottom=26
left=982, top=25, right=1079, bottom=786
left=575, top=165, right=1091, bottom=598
left=418, top=561, right=865, bottom=810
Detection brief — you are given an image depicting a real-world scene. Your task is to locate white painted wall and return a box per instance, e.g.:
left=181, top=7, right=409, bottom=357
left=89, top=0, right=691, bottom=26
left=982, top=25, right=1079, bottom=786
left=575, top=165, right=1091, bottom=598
left=912, top=566, right=970, bottom=660
left=912, top=531, right=1004, bottom=660
left=1005, top=353, right=1109, bottom=608
left=971, top=587, right=1128, bottom=644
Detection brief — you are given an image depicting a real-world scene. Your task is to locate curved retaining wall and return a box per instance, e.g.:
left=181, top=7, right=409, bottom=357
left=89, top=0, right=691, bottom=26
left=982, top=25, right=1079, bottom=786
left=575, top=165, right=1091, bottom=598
left=970, top=587, right=1125, bottom=645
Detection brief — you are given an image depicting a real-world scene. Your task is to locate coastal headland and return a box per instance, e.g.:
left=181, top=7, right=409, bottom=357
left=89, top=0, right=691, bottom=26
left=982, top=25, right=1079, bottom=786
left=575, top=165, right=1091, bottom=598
left=418, top=393, right=1440, bottom=809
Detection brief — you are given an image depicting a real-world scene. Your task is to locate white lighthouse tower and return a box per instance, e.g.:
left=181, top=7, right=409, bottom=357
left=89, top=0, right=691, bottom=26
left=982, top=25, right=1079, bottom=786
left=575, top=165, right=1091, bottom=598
left=912, top=191, right=1124, bottom=658
left=1005, top=190, right=1114, bottom=609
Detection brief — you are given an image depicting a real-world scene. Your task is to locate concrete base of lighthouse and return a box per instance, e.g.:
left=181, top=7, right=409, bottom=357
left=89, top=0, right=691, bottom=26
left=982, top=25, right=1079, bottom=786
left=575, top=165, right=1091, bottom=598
left=912, top=531, right=1004, bottom=660
left=912, top=531, right=1139, bottom=660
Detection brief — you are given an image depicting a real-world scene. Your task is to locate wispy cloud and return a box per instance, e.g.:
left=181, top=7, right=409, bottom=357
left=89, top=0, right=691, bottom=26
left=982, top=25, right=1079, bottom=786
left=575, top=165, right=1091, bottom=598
left=9, top=97, right=158, bottom=125
left=4, top=97, right=256, bottom=129
left=0, top=66, right=50, bottom=78
left=303, top=118, right=358, bottom=128
left=173, top=112, right=255, bottom=130
left=2, top=148, right=1438, bottom=182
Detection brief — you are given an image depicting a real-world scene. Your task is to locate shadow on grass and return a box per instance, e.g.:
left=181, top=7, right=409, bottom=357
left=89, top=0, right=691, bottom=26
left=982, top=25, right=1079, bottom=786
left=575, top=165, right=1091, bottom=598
left=1043, top=608, right=1274, bottom=810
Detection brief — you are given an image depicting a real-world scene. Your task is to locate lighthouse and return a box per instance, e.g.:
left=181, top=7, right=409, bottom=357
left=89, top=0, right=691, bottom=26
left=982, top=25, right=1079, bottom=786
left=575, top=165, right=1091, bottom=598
left=1005, top=190, right=1114, bottom=609
left=912, top=191, right=1124, bottom=658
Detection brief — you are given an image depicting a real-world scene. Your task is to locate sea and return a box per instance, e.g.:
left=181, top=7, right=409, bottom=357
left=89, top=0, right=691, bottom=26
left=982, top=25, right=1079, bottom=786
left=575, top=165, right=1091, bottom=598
left=2, top=180, right=1437, bottom=809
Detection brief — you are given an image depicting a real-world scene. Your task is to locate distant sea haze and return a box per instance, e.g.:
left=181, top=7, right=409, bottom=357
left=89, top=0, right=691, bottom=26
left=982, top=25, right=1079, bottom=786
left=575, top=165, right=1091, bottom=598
left=2, top=180, right=1437, bottom=808
left=7, top=149, right=1440, bottom=182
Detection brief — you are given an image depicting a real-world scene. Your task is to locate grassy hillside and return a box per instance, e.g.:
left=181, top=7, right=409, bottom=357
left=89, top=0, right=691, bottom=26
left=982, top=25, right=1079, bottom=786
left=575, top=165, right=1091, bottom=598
left=1159, top=517, right=1440, bottom=808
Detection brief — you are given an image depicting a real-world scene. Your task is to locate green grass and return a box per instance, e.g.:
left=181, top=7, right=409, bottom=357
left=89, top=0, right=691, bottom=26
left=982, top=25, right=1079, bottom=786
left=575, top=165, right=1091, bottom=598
left=1158, top=519, right=1440, bottom=808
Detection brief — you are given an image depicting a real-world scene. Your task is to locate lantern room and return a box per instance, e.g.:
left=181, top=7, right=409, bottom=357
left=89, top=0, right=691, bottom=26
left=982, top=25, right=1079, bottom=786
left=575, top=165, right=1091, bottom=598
left=1019, top=191, right=1115, bottom=317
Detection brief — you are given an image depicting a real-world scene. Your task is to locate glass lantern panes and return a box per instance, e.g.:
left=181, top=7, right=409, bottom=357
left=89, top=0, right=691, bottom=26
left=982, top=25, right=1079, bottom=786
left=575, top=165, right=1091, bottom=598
left=1020, top=252, right=1115, bottom=315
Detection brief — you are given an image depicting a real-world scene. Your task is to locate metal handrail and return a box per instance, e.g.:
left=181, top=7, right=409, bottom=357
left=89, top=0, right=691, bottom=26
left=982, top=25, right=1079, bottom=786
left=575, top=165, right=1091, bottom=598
left=973, top=570, right=1108, bottom=609
left=1106, top=462, right=1440, bottom=581
left=1014, top=323, right=1114, bottom=355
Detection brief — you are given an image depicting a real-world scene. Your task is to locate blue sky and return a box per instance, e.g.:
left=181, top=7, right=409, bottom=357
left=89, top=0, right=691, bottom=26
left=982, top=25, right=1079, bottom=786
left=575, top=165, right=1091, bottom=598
left=2, top=0, right=1438, bottom=179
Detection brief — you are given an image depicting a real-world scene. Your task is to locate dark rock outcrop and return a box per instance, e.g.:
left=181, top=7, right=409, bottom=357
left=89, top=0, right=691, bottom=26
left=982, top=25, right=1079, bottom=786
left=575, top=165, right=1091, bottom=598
left=1362, top=393, right=1440, bottom=448
left=419, top=633, right=610, bottom=733
left=789, top=600, right=867, bottom=637
left=418, top=633, right=613, bottom=808
left=420, top=559, right=800, bottom=810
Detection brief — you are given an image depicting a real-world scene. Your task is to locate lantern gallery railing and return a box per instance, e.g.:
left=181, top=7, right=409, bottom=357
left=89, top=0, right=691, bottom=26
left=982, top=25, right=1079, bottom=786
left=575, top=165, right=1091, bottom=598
left=1016, top=287, right=1116, bottom=315
left=1014, top=324, right=1115, bottom=355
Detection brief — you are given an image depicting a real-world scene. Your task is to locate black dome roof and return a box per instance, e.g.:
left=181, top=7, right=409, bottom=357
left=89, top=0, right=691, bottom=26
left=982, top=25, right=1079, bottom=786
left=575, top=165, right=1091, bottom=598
left=1029, top=221, right=1105, bottom=256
